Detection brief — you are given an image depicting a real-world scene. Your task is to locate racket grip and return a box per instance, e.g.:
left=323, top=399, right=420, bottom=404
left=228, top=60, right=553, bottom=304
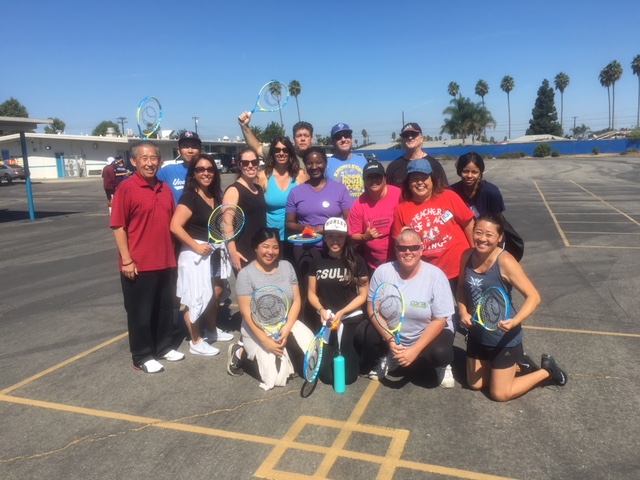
left=333, top=353, right=346, bottom=394
left=194, top=255, right=204, bottom=265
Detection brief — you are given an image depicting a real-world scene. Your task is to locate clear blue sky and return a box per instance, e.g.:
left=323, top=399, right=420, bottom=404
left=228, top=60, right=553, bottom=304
left=3, top=0, right=639, bottom=145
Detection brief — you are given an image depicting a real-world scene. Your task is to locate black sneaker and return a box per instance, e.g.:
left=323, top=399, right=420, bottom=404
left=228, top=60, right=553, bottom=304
left=541, top=354, right=567, bottom=386
left=517, top=353, right=540, bottom=375
left=227, top=344, right=244, bottom=376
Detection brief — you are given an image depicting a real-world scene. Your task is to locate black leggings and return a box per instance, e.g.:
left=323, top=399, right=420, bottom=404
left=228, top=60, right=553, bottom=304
left=319, top=316, right=364, bottom=386
left=354, top=321, right=454, bottom=373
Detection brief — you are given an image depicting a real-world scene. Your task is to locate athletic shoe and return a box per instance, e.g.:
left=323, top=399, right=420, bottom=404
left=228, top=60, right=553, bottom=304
left=437, top=365, right=455, bottom=388
left=189, top=339, right=220, bottom=356
left=517, top=353, right=540, bottom=375
left=367, top=356, right=389, bottom=380
left=227, top=343, right=244, bottom=376
left=133, top=359, right=164, bottom=374
left=541, top=354, right=568, bottom=386
left=160, top=349, right=185, bottom=362
left=204, top=327, right=234, bottom=343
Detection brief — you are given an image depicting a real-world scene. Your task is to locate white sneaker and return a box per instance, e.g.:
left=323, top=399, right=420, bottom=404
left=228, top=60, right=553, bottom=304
left=189, top=339, right=220, bottom=356
left=204, top=328, right=234, bottom=342
left=367, top=356, right=389, bottom=380
left=160, top=349, right=185, bottom=362
left=134, top=359, right=164, bottom=373
left=438, top=364, right=455, bottom=388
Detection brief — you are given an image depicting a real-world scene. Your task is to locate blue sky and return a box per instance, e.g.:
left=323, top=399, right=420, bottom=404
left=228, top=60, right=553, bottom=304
left=3, top=0, right=639, bottom=145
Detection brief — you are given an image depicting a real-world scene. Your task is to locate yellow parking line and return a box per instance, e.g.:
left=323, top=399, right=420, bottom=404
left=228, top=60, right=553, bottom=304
left=524, top=325, right=640, bottom=338
left=534, top=180, right=570, bottom=246
left=570, top=181, right=640, bottom=226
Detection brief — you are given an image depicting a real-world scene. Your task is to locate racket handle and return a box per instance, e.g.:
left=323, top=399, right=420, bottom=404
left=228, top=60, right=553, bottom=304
left=333, top=352, right=346, bottom=394
left=194, top=255, right=204, bottom=265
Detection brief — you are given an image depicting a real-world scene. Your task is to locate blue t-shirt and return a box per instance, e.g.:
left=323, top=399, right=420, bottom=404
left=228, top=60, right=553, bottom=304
left=265, top=174, right=297, bottom=241
left=157, top=162, right=189, bottom=204
left=326, top=154, right=368, bottom=198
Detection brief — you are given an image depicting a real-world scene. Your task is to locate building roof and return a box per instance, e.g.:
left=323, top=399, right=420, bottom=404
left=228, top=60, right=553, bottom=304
left=0, top=116, right=53, bottom=132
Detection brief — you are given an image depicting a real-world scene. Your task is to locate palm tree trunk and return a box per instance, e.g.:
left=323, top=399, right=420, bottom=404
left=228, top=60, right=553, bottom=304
left=637, top=78, right=640, bottom=128
left=607, top=87, right=611, bottom=130
left=612, top=84, right=616, bottom=131
left=507, top=93, right=511, bottom=139
left=560, top=93, right=564, bottom=133
left=295, top=98, right=301, bottom=122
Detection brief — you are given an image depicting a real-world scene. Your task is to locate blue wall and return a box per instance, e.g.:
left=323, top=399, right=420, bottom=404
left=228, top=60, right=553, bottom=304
left=362, top=138, right=640, bottom=162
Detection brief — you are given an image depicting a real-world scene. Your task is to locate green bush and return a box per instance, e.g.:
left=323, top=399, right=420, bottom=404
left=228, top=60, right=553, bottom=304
left=486, top=153, right=494, bottom=159
left=533, top=143, right=552, bottom=158
left=592, top=147, right=600, bottom=155
left=496, top=152, right=526, bottom=159
left=620, top=148, right=639, bottom=156
left=551, top=149, right=561, bottom=157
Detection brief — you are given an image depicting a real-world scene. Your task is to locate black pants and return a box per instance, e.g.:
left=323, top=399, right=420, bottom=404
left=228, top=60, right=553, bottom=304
left=354, top=321, right=454, bottom=373
left=319, top=316, right=365, bottom=386
left=121, top=269, right=175, bottom=366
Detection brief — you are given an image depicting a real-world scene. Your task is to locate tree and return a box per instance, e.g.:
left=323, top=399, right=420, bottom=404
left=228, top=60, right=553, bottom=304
left=268, top=81, right=285, bottom=129
left=391, top=132, right=397, bottom=142
left=262, top=121, right=285, bottom=145
left=571, top=123, right=591, bottom=140
left=599, top=67, right=613, bottom=130
left=447, top=81, right=460, bottom=98
left=606, top=60, right=623, bottom=131
left=500, top=76, right=515, bottom=139
left=250, top=125, right=263, bottom=143
left=0, top=97, right=30, bottom=135
left=315, top=135, right=331, bottom=146
left=475, top=80, right=489, bottom=106
left=526, top=79, right=562, bottom=136
left=361, top=129, right=368, bottom=146
left=288, top=80, right=302, bottom=122
left=632, top=55, right=640, bottom=128
left=44, top=117, right=66, bottom=134
left=92, top=121, right=121, bottom=137
left=554, top=72, right=570, bottom=133
left=441, top=95, right=496, bottom=145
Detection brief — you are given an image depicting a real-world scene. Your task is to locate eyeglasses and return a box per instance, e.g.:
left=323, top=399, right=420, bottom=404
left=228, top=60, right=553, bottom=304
left=333, top=133, right=352, bottom=141
left=195, top=166, right=215, bottom=174
left=273, top=147, right=289, bottom=154
left=240, top=160, right=259, bottom=167
left=395, top=245, right=421, bottom=252
left=410, top=175, right=430, bottom=183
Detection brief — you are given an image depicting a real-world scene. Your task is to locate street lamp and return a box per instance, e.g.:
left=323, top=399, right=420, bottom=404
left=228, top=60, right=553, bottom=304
left=193, top=116, right=199, bottom=134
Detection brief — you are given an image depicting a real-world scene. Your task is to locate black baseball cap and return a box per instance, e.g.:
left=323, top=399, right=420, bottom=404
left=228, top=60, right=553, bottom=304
left=400, top=123, right=422, bottom=137
left=178, top=131, right=201, bottom=145
left=362, top=161, right=385, bottom=179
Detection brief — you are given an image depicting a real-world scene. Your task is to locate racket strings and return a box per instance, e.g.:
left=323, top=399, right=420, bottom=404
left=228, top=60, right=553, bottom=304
left=257, top=82, right=289, bottom=111
left=377, top=295, right=402, bottom=329
left=209, top=208, right=244, bottom=241
left=481, top=293, right=508, bottom=328
left=252, top=294, right=288, bottom=327
left=304, top=339, right=321, bottom=382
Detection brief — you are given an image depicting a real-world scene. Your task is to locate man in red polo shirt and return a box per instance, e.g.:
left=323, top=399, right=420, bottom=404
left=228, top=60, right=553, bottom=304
left=111, top=142, right=185, bottom=373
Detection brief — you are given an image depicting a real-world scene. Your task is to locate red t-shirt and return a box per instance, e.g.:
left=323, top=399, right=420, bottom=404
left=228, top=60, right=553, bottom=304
left=348, top=185, right=402, bottom=270
left=110, top=172, right=176, bottom=272
left=392, top=190, right=474, bottom=279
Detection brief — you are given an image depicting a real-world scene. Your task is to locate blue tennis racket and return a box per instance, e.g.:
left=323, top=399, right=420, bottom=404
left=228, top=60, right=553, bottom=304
left=136, top=96, right=163, bottom=139
left=372, top=283, right=405, bottom=345
left=472, top=286, right=510, bottom=331
left=301, top=311, right=334, bottom=398
left=250, top=80, right=289, bottom=114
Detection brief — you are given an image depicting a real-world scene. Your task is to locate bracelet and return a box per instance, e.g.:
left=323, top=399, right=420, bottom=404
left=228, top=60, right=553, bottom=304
left=122, top=261, right=134, bottom=267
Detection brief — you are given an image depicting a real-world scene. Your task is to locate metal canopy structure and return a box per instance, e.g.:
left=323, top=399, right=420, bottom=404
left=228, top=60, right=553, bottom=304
left=0, top=116, right=53, bottom=220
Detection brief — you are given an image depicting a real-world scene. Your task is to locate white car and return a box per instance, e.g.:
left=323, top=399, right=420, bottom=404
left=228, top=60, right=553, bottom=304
left=162, top=155, right=225, bottom=172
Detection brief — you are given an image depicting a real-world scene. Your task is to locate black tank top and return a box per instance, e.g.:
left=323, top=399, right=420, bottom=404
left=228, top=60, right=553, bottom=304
left=230, top=181, right=267, bottom=268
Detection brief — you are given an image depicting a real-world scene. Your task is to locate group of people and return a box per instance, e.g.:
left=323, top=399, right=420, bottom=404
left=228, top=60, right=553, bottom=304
left=101, top=155, right=130, bottom=213
left=110, top=116, right=567, bottom=401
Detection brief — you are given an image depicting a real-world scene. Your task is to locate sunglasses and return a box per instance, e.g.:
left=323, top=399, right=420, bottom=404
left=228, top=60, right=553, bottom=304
left=395, top=244, right=421, bottom=252
left=240, top=160, right=259, bottom=167
left=333, top=133, right=352, bottom=141
left=401, top=132, right=420, bottom=139
left=273, top=147, right=289, bottom=154
left=194, top=166, right=215, bottom=174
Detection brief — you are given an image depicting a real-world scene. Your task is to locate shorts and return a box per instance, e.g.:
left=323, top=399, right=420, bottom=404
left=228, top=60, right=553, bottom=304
left=105, top=189, right=115, bottom=200
left=466, top=336, right=523, bottom=370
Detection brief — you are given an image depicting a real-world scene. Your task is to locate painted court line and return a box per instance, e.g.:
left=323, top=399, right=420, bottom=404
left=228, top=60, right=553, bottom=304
left=524, top=325, right=640, bottom=338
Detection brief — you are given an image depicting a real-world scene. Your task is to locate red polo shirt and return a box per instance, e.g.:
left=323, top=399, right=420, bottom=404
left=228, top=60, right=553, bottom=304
left=110, top=172, right=176, bottom=272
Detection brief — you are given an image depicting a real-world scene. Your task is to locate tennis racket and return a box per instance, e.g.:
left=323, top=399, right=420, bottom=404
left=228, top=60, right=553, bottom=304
left=250, top=286, right=290, bottom=340
left=372, top=283, right=405, bottom=345
left=472, top=286, right=510, bottom=331
left=301, top=311, right=334, bottom=398
left=195, top=203, right=246, bottom=264
left=136, top=96, right=163, bottom=139
left=250, top=80, right=290, bottom=114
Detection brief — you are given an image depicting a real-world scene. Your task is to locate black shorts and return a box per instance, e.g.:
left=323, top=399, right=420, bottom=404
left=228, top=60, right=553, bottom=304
left=466, top=336, right=523, bottom=370
left=105, top=189, right=115, bottom=200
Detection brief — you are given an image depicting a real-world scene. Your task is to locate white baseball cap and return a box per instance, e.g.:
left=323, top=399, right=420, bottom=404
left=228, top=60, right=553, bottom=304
left=106, top=157, right=115, bottom=165
left=324, top=217, right=348, bottom=234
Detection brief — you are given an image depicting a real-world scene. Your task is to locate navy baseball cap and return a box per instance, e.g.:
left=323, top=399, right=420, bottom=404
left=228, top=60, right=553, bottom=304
left=400, top=123, right=422, bottom=137
left=331, top=123, right=352, bottom=139
left=178, top=131, right=201, bottom=145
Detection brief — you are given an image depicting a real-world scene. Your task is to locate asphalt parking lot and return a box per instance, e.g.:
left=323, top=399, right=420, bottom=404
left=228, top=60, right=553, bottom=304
left=1, top=155, right=639, bottom=479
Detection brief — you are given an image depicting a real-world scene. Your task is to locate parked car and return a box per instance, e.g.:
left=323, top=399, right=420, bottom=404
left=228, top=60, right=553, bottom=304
left=361, top=153, right=379, bottom=163
left=0, top=164, right=26, bottom=184
left=161, top=154, right=227, bottom=173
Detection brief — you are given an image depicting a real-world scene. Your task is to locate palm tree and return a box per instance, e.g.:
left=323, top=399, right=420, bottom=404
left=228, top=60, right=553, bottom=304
left=288, top=80, right=302, bottom=122
left=250, top=125, right=263, bottom=143
left=599, top=67, right=613, bottom=130
left=632, top=55, right=640, bottom=128
left=500, top=76, right=515, bottom=139
left=475, top=80, right=489, bottom=106
left=447, top=81, right=460, bottom=98
left=268, top=80, right=284, bottom=129
left=606, top=61, right=623, bottom=131
left=554, top=72, right=570, bottom=134
left=361, top=129, right=368, bottom=146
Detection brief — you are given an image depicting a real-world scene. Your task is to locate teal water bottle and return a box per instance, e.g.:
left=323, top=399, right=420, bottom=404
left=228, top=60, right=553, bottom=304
left=333, top=350, right=346, bottom=393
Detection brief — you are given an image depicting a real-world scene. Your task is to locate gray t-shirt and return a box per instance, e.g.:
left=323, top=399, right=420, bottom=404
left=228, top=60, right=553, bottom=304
left=236, top=260, right=298, bottom=304
left=368, top=261, right=455, bottom=347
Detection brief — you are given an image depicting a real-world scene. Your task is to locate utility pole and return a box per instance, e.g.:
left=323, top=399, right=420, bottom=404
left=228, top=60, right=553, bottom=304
left=117, top=117, right=127, bottom=136
left=572, top=116, right=577, bottom=137
left=193, top=117, right=199, bottom=134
